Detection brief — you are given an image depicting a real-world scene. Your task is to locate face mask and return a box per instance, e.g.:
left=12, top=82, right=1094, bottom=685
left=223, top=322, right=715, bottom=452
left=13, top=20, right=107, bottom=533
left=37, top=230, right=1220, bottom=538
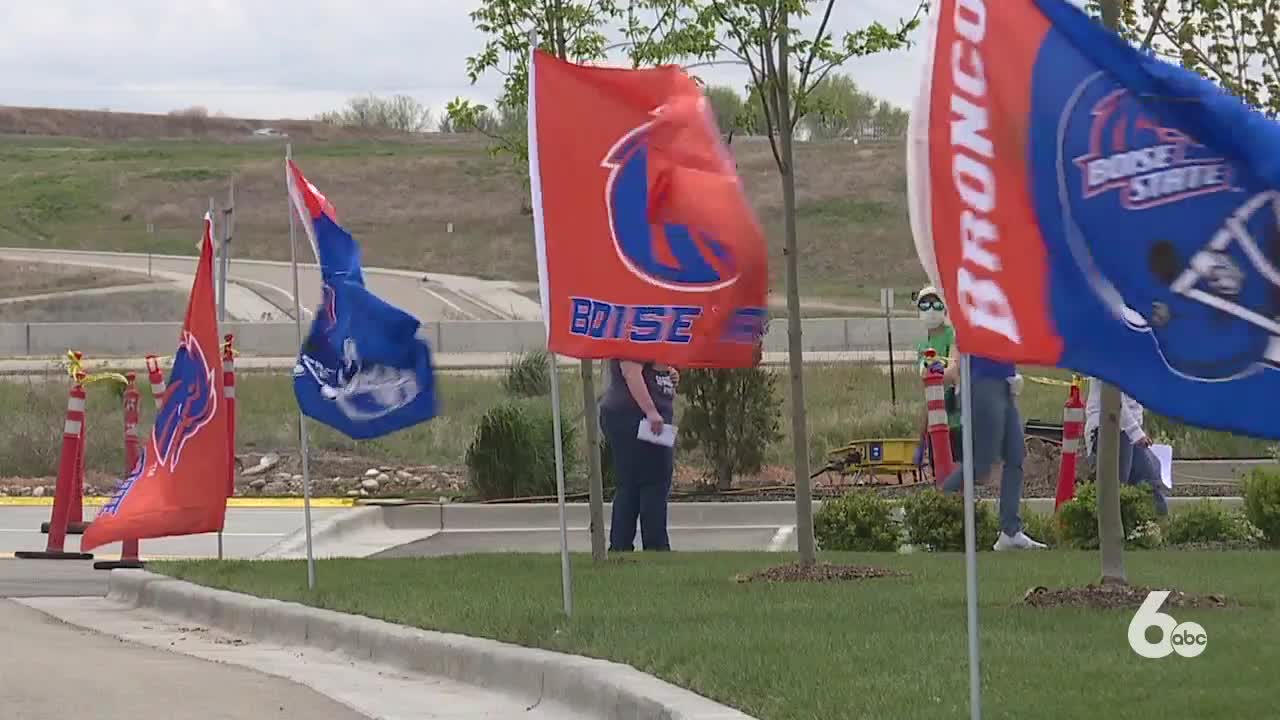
left=920, top=309, right=945, bottom=328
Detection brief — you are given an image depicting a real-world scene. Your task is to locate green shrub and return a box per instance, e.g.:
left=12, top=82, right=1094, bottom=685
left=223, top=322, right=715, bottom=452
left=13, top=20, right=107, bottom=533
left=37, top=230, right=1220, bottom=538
left=1164, top=499, right=1261, bottom=548
left=465, top=398, right=576, bottom=500
left=502, top=349, right=550, bottom=398
left=1243, top=469, right=1280, bottom=547
left=814, top=492, right=900, bottom=552
left=1057, top=482, right=1160, bottom=549
left=1020, top=508, right=1060, bottom=549
left=901, top=488, right=999, bottom=552
left=679, top=367, right=783, bottom=490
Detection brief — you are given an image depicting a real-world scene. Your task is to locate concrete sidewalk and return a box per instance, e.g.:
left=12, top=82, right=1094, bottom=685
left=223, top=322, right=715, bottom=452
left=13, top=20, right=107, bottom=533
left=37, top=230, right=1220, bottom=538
left=24, top=570, right=754, bottom=720
left=1, top=600, right=374, bottom=720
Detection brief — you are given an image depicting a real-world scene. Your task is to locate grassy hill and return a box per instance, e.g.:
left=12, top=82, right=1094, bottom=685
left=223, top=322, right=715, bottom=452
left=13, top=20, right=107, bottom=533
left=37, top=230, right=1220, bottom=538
left=0, top=105, right=925, bottom=302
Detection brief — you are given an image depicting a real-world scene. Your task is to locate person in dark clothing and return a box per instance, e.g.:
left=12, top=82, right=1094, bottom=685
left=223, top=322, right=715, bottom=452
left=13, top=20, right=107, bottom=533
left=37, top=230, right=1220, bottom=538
left=600, top=359, right=678, bottom=552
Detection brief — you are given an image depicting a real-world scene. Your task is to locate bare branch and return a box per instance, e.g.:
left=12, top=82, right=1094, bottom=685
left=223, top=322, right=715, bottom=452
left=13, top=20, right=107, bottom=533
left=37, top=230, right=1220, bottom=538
left=1139, top=0, right=1169, bottom=51
left=795, top=0, right=837, bottom=112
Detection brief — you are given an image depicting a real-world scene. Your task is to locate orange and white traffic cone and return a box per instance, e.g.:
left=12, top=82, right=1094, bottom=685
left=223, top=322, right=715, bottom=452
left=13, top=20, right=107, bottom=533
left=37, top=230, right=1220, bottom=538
left=923, top=349, right=955, bottom=484
left=145, top=354, right=166, bottom=403
left=41, top=352, right=89, bottom=535
left=94, top=372, right=146, bottom=570
left=223, top=334, right=236, bottom=498
left=1054, top=376, right=1085, bottom=511
left=17, top=374, right=94, bottom=560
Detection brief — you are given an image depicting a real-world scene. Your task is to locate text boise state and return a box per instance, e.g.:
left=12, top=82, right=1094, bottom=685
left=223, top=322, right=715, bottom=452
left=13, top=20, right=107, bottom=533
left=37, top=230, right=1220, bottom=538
left=569, top=297, right=765, bottom=344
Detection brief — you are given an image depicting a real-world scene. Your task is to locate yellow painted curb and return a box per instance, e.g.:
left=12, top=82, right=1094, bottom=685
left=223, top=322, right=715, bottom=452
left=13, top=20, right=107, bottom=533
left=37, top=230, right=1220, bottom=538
left=0, top=497, right=355, bottom=508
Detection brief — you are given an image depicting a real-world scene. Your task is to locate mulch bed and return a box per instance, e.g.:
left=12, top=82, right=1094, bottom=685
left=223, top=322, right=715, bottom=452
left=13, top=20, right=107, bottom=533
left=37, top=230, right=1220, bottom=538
left=1022, top=583, right=1233, bottom=610
left=736, top=562, right=910, bottom=584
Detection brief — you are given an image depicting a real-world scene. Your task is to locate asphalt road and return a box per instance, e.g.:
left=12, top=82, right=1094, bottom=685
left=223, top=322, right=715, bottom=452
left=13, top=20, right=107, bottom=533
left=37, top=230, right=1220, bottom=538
left=0, top=506, right=348, bottom=561
left=0, top=247, right=541, bottom=322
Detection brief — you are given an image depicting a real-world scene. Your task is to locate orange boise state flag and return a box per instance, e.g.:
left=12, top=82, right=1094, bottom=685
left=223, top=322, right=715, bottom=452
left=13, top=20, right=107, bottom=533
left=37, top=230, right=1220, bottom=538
left=82, top=214, right=230, bottom=551
left=528, top=50, right=768, bottom=368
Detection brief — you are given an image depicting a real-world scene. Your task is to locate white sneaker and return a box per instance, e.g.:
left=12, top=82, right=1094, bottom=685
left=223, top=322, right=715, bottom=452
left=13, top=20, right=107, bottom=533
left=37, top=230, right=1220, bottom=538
left=993, top=531, right=1048, bottom=551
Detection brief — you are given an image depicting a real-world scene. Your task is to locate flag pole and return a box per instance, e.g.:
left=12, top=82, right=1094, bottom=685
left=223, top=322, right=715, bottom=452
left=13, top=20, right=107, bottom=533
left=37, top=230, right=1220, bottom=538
left=526, top=28, right=573, bottom=617
left=285, top=142, right=317, bottom=591
left=548, top=352, right=573, bottom=617
left=959, top=352, right=982, bottom=719
left=208, top=195, right=226, bottom=562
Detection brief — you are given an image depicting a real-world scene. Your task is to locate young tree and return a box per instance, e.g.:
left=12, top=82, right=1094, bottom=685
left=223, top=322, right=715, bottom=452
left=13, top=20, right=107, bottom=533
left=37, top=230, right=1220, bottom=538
left=446, top=1, right=621, bottom=169
left=1087, top=0, right=1280, bottom=117
left=702, top=84, right=749, bottom=136
left=800, top=73, right=877, bottom=139
left=450, top=0, right=623, bottom=563
left=624, top=0, right=926, bottom=567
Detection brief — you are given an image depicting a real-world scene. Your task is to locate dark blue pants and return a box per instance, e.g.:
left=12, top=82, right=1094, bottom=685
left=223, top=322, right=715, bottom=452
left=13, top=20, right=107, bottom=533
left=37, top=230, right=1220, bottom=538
left=1088, top=429, right=1169, bottom=515
left=601, top=406, right=674, bottom=551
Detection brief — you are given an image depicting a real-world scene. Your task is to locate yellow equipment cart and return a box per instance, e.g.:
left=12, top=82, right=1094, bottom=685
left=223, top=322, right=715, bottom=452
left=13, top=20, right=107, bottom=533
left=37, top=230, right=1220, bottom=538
left=815, top=437, right=925, bottom=487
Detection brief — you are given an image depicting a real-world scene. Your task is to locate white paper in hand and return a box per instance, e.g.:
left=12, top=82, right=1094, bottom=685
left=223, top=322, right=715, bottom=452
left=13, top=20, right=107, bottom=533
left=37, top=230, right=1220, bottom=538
left=637, top=419, right=677, bottom=447
left=1151, top=444, right=1173, bottom=489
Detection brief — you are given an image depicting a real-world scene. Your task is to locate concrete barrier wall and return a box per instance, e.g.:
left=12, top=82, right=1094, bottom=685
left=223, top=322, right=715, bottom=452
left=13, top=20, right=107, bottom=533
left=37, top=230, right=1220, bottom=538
left=0, top=317, right=927, bottom=357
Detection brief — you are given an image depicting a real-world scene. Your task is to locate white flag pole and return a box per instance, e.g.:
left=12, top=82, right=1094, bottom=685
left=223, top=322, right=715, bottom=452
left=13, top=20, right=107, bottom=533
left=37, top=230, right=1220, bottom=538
left=285, top=143, right=317, bottom=591
left=959, top=353, right=982, bottom=719
left=526, top=29, right=573, bottom=617
left=207, top=195, right=227, bottom=562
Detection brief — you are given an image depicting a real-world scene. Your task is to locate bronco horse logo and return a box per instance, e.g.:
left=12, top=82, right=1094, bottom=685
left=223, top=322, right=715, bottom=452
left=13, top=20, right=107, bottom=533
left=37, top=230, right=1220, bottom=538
left=601, top=107, right=740, bottom=292
left=152, top=331, right=218, bottom=471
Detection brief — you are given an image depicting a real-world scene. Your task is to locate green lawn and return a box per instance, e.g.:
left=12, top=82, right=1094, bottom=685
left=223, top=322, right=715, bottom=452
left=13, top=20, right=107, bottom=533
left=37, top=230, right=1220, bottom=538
left=156, top=551, right=1280, bottom=720
left=0, top=362, right=1270, bottom=480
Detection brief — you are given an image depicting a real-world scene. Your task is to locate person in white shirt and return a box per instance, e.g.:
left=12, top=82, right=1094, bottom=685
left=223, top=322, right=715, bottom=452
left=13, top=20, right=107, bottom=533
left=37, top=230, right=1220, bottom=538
left=1083, top=378, right=1168, bottom=515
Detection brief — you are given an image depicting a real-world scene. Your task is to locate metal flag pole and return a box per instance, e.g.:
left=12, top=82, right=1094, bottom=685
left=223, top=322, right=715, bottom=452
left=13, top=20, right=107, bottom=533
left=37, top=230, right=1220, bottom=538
left=959, top=352, right=982, bottom=719
left=217, top=176, right=235, bottom=561
left=207, top=195, right=226, bottom=562
left=285, top=142, right=317, bottom=591
left=526, top=27, right=573, bottom=617
left=548, top=353, right=574, bottom=617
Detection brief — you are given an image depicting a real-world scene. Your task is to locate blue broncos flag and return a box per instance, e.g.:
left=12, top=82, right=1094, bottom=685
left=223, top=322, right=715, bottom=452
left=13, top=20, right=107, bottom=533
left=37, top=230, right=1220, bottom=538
left=909, top=0, right=1280, bottom=440
left=286, top=159, right=437, bottom=440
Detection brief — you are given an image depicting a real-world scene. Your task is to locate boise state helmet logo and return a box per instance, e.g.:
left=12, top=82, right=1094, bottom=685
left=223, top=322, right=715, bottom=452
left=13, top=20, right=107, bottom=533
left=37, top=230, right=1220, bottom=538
left=1072, top=88, right=1233, bottom=210
left=152, top=331, right=218, bottom=471
left=602, top=111, right=739, bottom=292
left=1057, top=75, right=1280, bottom=381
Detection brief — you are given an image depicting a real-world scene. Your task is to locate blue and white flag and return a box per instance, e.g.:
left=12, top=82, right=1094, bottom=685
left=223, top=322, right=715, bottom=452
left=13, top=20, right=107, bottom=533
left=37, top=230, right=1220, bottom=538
left=286, top=159, right=438, bottom=439
left=908, top=0, right=1280, bottom=440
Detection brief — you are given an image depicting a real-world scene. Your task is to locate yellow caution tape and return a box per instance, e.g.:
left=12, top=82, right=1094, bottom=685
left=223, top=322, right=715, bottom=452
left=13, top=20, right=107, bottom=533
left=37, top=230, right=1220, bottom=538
left=62, top=350, right=128, bottom=387
left=1025, top=373, right=1084, bottom=389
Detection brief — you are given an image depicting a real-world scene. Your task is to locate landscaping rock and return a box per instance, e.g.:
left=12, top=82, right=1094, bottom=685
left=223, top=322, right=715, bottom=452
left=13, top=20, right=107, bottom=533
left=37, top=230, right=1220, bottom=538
left=241, top=453, right=280, bottom=477
left=365, top=468, right=380, bottom=477
left=362, top=478, right=380, bottom=493
left=264, top=480, right=289, bottom=495
left=736, top=562, right=910, bottom=584
left=1023, top=584, right=1232, bottom=610
left=248, top=478, right=267, bottom=492
left=32, top=486, right=45, bottom=498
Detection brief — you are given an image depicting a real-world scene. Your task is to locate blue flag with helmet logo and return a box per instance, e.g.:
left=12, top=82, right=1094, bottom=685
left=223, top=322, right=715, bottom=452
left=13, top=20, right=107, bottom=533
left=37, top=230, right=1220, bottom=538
left=286, top=159, right=437, bottom=440
left=908, top=0, right=1280, bottom=440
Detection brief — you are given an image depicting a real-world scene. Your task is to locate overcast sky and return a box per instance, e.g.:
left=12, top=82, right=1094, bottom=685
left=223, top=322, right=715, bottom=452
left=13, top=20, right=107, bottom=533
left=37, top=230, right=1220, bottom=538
left=0, top=1, right=934, bottom=123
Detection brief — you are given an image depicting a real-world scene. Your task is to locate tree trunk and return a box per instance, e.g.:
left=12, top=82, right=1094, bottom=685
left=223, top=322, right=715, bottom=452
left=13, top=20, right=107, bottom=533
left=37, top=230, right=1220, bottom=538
left=1095, top=0, right=1128, bottom=587
left=777, top=9, right=816, bottom=567
left=581, top=359, right=607, bottom=562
